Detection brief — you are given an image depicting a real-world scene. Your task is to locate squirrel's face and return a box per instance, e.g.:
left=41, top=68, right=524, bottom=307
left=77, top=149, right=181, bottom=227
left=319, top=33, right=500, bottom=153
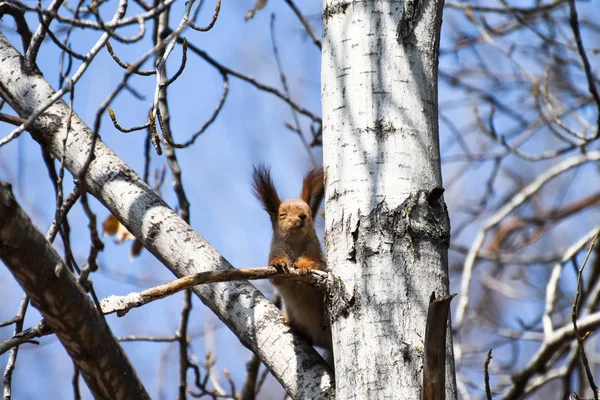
left=276, top=200, right=313, bottom=236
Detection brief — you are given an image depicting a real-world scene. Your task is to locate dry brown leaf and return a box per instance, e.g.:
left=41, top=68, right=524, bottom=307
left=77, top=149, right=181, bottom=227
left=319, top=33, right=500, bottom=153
left=102, top=214, right=120, bottom=236
left=129, top=239, right=144, bottom=260
left=245, top=0, right=267, bottom=21
left=103, top=214, right=143, bottom=258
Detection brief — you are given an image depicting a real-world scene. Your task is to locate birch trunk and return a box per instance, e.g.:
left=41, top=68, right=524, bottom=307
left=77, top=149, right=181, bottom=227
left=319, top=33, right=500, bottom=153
left=321, top=1, right=457, bottom=398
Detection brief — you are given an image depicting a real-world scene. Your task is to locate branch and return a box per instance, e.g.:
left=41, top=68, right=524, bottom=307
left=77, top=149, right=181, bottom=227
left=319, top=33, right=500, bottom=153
left=0, top=2, right=32, bottom=52
left=240, top=353, right=261, bottom=400
left=484, top=350, right=492, bottom=400
left=445, top=0, right=567, bottom=15
left=100, top=267, right=331, bottom=316
left=544, top=227, right=599, bottom=336
left=0, top=0, right=127, bottom=148
left=283, top=0, right=321, bottom=49
left=422, top=292, right=455, bottom=400
left=0, top=31, right=334, bottom=399
left=2, top=294, right=28, bottom=399
left=455, top=150, right=600, bottom=329
left=567, top=0, right=600, bottom=137
left=135, top=0, right=322, bottom=124
left=25, top=0, right=64, bottom=68
left=571, top=231, right=600, bottom=400
left=503, top=312, right=600, bottom=399
left=0, top=182, right=150, bottom=400
left=0, top=320, right=51, bottom=356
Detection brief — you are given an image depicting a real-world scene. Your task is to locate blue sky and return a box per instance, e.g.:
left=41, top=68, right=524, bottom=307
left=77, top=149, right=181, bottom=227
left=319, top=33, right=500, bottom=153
left=1, top=0, right=600, bottom=398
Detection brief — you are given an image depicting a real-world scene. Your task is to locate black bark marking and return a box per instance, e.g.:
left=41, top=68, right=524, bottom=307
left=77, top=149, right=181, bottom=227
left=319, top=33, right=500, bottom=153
left=396, top=0, right=422, bottom=47
left=348, top=219, right=359, bottom=263
left=426, top=186, right=445, bottom=207
left=323, top=1, right=351, bottom=22
left=363, top=118, right=397, bottom=140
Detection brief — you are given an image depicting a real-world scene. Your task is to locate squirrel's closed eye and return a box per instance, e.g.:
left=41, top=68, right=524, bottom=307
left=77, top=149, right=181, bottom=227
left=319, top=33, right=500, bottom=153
left=279, top=213, right=287, bottom=218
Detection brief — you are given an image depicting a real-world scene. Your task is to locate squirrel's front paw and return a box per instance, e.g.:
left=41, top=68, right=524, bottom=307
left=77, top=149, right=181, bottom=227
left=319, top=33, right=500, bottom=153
left=270, top=257, right=291, bottom=273
left=294, top=257, right=317, bottom=275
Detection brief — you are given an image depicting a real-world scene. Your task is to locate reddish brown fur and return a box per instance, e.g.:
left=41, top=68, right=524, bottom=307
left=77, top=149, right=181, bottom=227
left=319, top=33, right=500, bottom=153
left=252, top=165, right=332, bottom=354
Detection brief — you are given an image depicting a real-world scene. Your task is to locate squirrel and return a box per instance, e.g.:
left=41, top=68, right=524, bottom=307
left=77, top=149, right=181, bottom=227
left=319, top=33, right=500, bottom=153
left=251, top=164, right=332, bottom=357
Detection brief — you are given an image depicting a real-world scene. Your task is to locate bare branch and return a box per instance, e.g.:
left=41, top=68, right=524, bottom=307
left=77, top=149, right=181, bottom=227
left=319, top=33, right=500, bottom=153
left=503, top=312, right=600, bottom=399
left=25, top=0, right=64, bottom=68
left=567, top=0, right=600, bottom=135
left=2, top=295, right=28, bottom=399
left=422, top=292, right=455, bottom=400
left=571, top=231, right=600, bottom=399
left=456, top=151, right=600, bottom=329
left=0, top=321, right=50, bottom=356
left=240, top=353, right=261, bottom=400
left=100, top=267, right=332, bottom=316
left=187, top=0, right=220, bottom=32
left=0, top=182, right=150, bottom=399
left=0, top=2, right=31, bottom=52
left=484, top=350, right=492, bottom=400
left=0, top=0, right=128, bottom=148
left=283, top=0, right=321, bottom=49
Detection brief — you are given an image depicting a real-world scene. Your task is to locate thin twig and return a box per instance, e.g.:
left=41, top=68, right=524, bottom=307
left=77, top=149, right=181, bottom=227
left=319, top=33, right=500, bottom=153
left=484, top=349, right=493, bottom=400
left=72, top=363, right=81, bottom=400
left=186, top=0, right=220, bottom=31
left=283, top=0, right=321, bottom=49
left=240, top=353, right=261, bottom=400
left=567, top=0, right=600, bottom=137
left=0, top=321, right=51, bottom=356
left=571, top=230, right=600, bottom=400
left=177, top=290, right=192, bottom=400
left=0, top=2, right=32, bottom=52
left=2, top=295, right=28, bottom=399
left=269, top=13, right=316, bottom=166
left=25, top=0, right=65, bottom=68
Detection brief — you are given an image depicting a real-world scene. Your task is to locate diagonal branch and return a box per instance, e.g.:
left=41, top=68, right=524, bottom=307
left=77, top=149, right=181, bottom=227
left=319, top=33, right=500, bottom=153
left=0, top=2, right=32, bottom=52
left=567, top=0, right=600, bottom=136
left=100, top=267, right=332, bottom=316
left=0, top=182, right=150, bottom=400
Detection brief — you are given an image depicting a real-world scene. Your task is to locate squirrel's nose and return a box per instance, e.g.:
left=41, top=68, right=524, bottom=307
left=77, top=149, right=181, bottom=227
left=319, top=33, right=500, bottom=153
left=299, top=213, right=307, bottom=221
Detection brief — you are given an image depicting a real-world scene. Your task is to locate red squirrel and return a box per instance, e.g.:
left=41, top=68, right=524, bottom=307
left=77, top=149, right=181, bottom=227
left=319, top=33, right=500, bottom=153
left=252, top=165, right=332, bottom=354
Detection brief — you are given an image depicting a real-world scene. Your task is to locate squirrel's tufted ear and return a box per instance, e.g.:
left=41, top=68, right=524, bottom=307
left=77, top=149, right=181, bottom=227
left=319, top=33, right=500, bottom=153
left=301, top=166, right=324, bottom=219
left=252, top=164, right=281, bottom=223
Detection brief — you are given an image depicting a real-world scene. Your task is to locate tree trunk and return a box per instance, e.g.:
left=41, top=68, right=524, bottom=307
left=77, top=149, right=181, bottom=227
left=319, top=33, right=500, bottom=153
left=321, top=1, right=457, bottom=398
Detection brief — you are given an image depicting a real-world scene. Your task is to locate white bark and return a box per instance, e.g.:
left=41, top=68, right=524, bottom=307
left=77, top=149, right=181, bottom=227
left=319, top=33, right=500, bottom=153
left=322, top=1, right=457, bottom=399
left=0, top=32, right=333, bottom=399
